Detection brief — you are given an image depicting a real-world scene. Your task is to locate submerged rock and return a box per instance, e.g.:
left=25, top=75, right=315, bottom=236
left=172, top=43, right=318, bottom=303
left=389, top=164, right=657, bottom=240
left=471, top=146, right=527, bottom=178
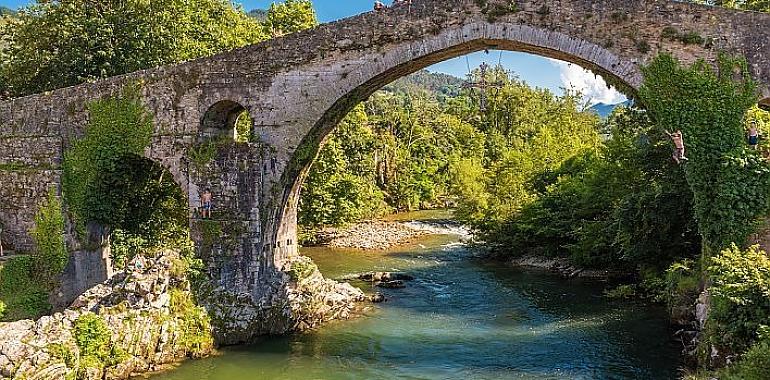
left=376, top=280, right=406, bottom=289
left=357, top=272, right=415, bottom=282
left=370, top=293, right=386, bottom=303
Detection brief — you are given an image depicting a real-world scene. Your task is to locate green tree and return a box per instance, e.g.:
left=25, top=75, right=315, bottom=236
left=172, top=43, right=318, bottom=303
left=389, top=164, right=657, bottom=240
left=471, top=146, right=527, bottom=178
left=263, top=0, right=318, bottom=36
left=299, top=105, right=387, bottom=228
left=449, top=67, right=602, bottom=230
left=0, top=0, right=266, bottom=97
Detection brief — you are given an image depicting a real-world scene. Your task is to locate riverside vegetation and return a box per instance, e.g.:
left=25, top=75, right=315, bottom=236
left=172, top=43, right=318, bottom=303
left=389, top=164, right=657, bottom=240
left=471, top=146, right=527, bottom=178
left=1, top=0, right=770, bottom=379
left=298, top=55, right=770, bottom=379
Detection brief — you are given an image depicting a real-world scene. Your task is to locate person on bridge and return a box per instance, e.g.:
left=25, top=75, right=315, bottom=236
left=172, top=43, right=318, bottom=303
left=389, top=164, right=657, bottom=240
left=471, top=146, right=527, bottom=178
left=201, top=189, right=213, bottom=219
left=374, top=1, right=386, bottom=11
left=666, top=130, right=688, bottom=164
left=748, top=121, right=759, bottom=150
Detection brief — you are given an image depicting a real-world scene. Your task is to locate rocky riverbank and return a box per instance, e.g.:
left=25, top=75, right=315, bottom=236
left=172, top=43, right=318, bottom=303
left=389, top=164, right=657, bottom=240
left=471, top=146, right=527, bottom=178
left=0, top=250, right=214, bottom=379
left=311, top=219, right=469, bottom=250
left=0, top=252, right=366, bottom=379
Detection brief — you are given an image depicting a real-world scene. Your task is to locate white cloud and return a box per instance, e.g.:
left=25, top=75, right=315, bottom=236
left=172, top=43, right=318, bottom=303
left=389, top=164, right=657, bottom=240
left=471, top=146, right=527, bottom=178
left=549, top=60, right=626, bottom=105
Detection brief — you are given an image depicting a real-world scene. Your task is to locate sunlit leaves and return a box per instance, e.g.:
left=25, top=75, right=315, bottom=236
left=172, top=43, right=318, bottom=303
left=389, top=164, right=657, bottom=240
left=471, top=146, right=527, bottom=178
left=0, top=0, right=267, bottom=97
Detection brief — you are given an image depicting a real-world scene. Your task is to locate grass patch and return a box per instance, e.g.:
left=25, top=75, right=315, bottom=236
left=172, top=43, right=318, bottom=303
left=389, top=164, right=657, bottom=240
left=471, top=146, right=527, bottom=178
left=0, top=256, right=51, bottom=321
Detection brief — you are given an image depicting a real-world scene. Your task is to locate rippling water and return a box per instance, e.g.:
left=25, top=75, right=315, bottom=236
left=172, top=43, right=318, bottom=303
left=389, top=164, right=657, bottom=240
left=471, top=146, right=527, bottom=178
left=150, top=233, right=682, bottom=380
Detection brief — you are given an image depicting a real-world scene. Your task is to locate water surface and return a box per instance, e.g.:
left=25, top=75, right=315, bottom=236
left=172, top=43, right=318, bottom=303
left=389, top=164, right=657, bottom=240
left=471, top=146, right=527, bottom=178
left=150, top=233, right=682, bottom=380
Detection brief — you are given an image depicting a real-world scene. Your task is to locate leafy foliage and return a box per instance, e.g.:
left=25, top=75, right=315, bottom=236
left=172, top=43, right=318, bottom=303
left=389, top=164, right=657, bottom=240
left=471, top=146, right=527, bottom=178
left=639, top=54, right=769, bottom=253
left=62, top=88, right=154, bottom=229
left=73, top=313, right=127, bottom=373
left=169, top=288, right=215, bottom=355
left=706, top=245, right=770, bottom=354
left=485, top=107, right=700, bottom=270
left=0, top=0, right=266, bottom=97
left=299, top=105, right=388, bottom=228
left=263, top=0, right=318, bottom=36
left=62, top=90, right=189, bottom=268
left=0, top=190, right=69, bottom=321
left=31, top=188, right=69, bottom=287
left=718, top=336, right=770, bottom=380
left=0, top=256, right=51, bottom=321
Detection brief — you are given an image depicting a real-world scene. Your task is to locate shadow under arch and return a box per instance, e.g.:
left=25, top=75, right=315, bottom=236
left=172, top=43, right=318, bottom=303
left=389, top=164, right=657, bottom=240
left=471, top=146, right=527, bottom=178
left=201, top=99, right=252, bottom=140
left=269, top=34, right=639, bottom=259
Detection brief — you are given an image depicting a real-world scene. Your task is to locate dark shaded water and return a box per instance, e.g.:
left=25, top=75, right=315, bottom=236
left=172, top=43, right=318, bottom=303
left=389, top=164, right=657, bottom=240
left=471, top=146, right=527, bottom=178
left=150, top=233, right=682, bottom=380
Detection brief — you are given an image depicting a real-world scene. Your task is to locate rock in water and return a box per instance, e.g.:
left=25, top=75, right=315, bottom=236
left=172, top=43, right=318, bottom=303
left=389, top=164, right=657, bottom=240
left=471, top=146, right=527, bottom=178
left=370, top=293, right=387, bottom=303
left=358, top=272, right=415, bottom=282
left=376, top=280, right=407, bottom=289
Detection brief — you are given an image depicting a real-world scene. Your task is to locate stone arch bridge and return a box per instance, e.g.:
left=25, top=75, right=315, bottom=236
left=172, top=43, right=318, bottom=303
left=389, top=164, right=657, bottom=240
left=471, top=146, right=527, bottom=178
left=0, top=0, right=768, bottom=342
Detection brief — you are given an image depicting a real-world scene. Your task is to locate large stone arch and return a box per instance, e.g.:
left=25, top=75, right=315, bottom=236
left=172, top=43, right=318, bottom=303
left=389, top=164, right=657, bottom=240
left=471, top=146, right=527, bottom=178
left=268, top=23, right=643, bottom=266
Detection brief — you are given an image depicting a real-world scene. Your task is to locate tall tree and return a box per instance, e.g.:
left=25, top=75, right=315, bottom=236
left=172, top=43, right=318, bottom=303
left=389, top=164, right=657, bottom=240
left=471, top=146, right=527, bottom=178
left=263, top=0, right=318, bottom=36
left=0, top=0, right=267, bottom=97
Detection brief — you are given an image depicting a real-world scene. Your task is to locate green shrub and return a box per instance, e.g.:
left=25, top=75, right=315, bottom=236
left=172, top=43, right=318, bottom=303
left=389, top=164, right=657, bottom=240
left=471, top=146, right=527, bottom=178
left=73, top=313, right=127, bottom=372
left=110, top=229, right=150, bottom=269
left=74, top=313, right=111, bottom=359
left=715, top=334, right=770, bottom=380
left=705, top=245, right=770, bottom=354
left=31, top=188, right=68, bottom=286
left=47, top=342, right=76, bottom=368
left=0, top=256, right=51, bottom=320
left=169, top=288, right=214, bottom=356
left=62, top=88, right=153, bottom=231
left=287, top=258, right=318, bottom=282
left=666, top=259, right=700, bottom=303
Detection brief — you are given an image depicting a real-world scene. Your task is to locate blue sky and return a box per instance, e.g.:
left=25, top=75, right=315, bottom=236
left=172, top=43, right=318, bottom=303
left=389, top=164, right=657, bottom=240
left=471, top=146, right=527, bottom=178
left=1, top=0, right=625, bottom=104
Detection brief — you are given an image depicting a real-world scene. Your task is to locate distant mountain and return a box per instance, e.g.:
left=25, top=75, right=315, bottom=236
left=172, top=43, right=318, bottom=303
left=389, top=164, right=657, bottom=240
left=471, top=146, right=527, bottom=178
left=0, top=6, right=16, bottom=17
left=381, top=70, right=465, bottom=102
left=247, top=9, right=268, bottom=22
left=589, top=100, right=631, bottom=118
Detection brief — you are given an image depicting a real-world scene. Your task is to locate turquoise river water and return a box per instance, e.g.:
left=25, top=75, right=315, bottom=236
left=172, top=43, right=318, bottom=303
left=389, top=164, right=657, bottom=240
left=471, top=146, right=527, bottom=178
left=150, top=226, right=682, bottom=380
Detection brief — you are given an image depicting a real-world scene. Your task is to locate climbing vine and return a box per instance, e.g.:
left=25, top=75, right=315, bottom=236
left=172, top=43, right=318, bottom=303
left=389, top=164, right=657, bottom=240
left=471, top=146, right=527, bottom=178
left=62, top=87, right=153, bottom=230
left=639, top=54, right=770, bottom=254
left=31, top=188, right=69, bottom=287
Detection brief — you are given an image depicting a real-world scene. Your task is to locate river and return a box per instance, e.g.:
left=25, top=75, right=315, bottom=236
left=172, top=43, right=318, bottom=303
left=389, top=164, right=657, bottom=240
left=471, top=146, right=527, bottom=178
left=150, top=224, right=682, bottom=380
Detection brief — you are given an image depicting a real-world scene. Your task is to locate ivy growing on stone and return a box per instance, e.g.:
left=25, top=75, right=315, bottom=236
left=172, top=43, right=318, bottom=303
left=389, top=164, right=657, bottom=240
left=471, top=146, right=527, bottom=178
left=639, top=53, right=769, bottom=254
left=62, top=87, right=153, bottom=231
left=31, top=188, right=68, bottom=287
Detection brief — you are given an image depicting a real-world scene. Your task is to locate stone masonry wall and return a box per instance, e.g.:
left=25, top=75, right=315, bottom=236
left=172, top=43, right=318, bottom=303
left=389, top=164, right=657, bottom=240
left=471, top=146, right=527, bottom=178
left=0, top=0, right=767, bottom=343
